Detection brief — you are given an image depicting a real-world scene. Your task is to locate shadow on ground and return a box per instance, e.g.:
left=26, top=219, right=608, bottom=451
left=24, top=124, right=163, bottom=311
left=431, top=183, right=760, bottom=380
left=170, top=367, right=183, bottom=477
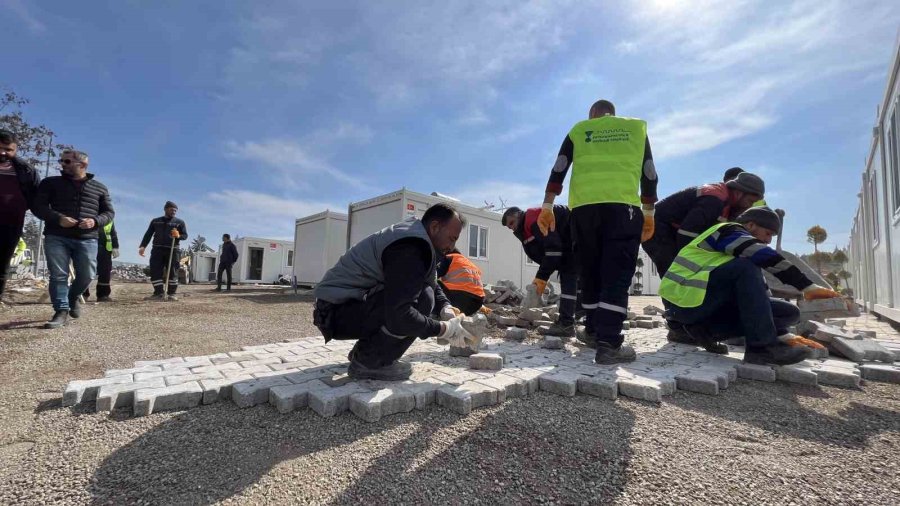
left=88, top=395, right=635, bottom=504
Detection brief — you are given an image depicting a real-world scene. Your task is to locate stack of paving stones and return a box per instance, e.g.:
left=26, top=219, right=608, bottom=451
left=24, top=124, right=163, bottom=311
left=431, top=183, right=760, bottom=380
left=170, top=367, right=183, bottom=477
left=62, top=327, right=900, bottom=423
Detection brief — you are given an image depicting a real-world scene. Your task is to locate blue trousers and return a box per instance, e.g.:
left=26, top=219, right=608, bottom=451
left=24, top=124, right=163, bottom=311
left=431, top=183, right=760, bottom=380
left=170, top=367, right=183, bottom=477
left=45, top=235, right=98, bottom=311
left=667, top=258, right=800, bottom=348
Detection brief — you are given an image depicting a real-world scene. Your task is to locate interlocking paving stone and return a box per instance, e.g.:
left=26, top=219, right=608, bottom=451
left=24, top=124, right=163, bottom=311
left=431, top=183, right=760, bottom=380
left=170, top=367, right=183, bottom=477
left=469, top=353, right=504, bottom=371
left=61, top=315, right=900, bottom=420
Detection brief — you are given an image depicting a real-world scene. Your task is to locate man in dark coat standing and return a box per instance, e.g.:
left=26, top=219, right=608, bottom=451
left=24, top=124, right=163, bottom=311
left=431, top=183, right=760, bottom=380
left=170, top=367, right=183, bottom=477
left=216, top=233, right=238, bottom=291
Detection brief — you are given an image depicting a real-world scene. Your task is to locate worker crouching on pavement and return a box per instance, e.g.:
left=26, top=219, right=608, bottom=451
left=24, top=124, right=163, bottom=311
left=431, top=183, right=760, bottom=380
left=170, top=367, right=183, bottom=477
left=139, top=201, right=187, bottom=300
left=502, top=205, right=578, bottom=337
left=313, top=203, right=477, bottom=381
left=437, top=248, right=491, bottom=316
left=659, top=207, right=841, bottom=366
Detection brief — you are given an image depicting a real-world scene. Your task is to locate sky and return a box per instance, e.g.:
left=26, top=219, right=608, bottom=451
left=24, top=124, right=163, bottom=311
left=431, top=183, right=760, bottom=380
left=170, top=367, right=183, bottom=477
left=6, top=0, right=900, bottom=264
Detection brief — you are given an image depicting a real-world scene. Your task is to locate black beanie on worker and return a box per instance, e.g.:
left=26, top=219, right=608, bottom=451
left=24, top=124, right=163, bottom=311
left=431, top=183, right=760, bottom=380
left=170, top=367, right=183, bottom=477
left=735, top=207, right=780, bottom=233
left=502, top=206, right=523, bottom=225
left=164, top=201, right=178, bottom=210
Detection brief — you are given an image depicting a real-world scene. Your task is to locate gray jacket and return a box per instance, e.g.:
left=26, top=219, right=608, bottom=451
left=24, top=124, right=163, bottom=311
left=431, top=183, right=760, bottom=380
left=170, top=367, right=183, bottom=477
left=314, top=217, right=437, bottom=304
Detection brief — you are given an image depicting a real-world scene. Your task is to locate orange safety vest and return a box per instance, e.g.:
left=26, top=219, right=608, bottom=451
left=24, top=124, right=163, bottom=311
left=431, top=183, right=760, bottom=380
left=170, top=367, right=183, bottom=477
left=440, top=253, right=485, bottom=297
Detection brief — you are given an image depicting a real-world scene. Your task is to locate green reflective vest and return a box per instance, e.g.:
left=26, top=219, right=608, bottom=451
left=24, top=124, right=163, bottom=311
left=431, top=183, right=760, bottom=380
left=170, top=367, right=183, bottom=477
left=567, top=115, right=647, bottom=208
left=15, top=238, right=26, bottom=256
left=102, top=222, right=114, bottom=252
left=658, top=222, right=736, bottom=308
left=752, top=199, right=767, bottom=208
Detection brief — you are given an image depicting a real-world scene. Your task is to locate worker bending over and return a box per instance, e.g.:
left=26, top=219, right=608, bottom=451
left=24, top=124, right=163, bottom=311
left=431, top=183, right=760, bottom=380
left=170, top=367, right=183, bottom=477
left=437, top=248, right=491, bottom=316
left=502, top=205, right=578, bottom=337
left=539, top=99, right=658, bottom=364
left=313, top=203, right=476, bottom=381
left=659, top=207, right=841, bottom=366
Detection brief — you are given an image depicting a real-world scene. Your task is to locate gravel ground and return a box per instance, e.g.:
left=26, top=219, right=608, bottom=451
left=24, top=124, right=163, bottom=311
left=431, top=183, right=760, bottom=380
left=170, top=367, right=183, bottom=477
left=1, top=284, right=899, bottom=505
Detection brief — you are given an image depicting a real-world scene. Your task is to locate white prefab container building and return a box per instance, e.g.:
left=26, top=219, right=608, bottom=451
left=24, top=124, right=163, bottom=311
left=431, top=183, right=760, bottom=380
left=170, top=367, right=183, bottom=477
left=224, top=237, right=295, bottom=284
left=292, top=211, right=348, bottom=286
left=190, top=251, right=218, bottom=283
left=847, top=33, right=900, bottom=325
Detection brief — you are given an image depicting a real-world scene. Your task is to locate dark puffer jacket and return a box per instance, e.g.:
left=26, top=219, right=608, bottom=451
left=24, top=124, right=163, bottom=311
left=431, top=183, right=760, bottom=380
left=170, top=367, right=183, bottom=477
left=32, top=173, right=115, bottom=240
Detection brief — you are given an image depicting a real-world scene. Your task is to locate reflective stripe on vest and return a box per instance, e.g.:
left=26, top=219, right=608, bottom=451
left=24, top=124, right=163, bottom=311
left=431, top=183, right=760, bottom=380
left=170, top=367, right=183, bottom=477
left=658, top=222, right=736, bottom=308
left=102, top=222, right=114, bottom=252
left=752, top=199, right=767, bottom=208
left=440, top=253, right=485, bottom=297
left=567, top=116, right=646, bottom=208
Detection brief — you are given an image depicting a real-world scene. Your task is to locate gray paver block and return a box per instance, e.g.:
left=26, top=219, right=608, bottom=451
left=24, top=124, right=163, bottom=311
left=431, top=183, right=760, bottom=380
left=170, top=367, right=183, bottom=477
left=161, top=357, right=213, bottom=370
left=437, top=382, right=499, bottom=414
left=133, top=369, right=191, bottom=382
left=96, top=378, right=166, bottom=412
left=469, top=353, right=503, bottom=371
left=831, top=337, right=895, bottom=363
left=812, top=366, right=861, bottom=388
left=164, top=370, right=224, bottom=386
left=539, top=372, right=580, bottom=397
left=190, top=362, right=242, bottom=375
left=199, top=375, right=253, bottom=404
left=859, top=363, right=900, bottom=383
left=349, top=387, right=416, bottom=422
left=63, top=375, right=133, bottom=406
left=505, top=327, right=528, bottom=341
left=399, top=379, right=445, bottom=409
left=232, top=377, right=293, bottom=408
left=775, top=364, right=818, bottom=386
left=449, top=346, right=477, bottom=357
left=222, top=365, right=272, bottom=378
left=134, top=382, right=203, bottom=416
left=308, top=383, right=370, bottom=417
left=617, top=377, right=664, bottom=402
left=134, top=357, right=184, bottom=367
left=104, top=365, right=161, bottom=377
left=269, top=379, right=330, bottom=413
left=675, top=374, right=720, bottom=395
left=475, top=375, right=527, bottom=399
left=541, top=336, right=563, bottom=350
left=503, top=367, right=551, bottom=394
left=736, top=363, right=776, bottom=382
left=577, top=375, right=618, bottom=400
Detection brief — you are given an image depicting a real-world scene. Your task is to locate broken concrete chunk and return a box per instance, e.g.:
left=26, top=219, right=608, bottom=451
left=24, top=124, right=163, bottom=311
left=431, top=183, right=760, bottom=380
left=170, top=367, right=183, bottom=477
left=643, top=305, right=665, bottom=316
left=830, top=337, right=895, bottom=363
left=541, top=336, right=563, bottom=350
left=505, top=328, right=528, bottom=341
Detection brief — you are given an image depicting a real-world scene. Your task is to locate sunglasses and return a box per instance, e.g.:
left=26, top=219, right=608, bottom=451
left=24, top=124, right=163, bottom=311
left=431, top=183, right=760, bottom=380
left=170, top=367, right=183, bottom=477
left=58, top=159, right=77, bottom=165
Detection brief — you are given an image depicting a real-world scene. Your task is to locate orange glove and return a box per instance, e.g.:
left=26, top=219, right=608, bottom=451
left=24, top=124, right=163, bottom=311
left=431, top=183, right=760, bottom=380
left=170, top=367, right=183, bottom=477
left=478, top=306, right=493, bottom=315
left=533, top=278, right=547, bottom=296
left=537, top=204, right=555, bottom=236
left=802, top=284, right=841, bottom=300
left=779, top=334, right=826, bottom=350
left=170, top=229, right=180, bottom=239
left=641, top=206, right=655, bottom=243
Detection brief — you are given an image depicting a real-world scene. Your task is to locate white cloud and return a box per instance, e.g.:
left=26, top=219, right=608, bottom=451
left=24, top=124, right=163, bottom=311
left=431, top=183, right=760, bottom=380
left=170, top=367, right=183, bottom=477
left=4, top=0, right=46, bottom=33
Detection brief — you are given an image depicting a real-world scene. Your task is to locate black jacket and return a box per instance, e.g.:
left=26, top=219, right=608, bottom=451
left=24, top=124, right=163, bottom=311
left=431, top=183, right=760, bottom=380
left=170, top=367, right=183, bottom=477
left=513, top=205, right=574, bottom=281
left=11, top=157, right=41, bottom=210
left=220, top=241, right=239, bottom=266
left=655, top=183, right=735, bottom=249
left=32, top=173, right=115, bottom=240
left=140, top=216, right=188, bottom=249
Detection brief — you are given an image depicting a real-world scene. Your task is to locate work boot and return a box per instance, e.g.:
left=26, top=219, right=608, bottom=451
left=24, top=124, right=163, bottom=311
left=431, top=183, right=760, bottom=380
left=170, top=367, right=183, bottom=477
left=97, top=296, right=112, bottom=303
left=68, top=296, right=81, bottom=319
left=575, top=325, right=597, bottom=348
left=44, top=310, right=69, bottom=329
left=594, top=342, right=637, bottom=365
left=683, top=324, right=729, bottom=355
left=665, top=321, right=697, bottom=345
left=166, top=294, right=179, bottom=301
left=214, top=287, right=222, bottom=292
left=146, top=293, right=164, bottom=301
left=538, top=321, right=575, bottom=337
left=347, top=359, right=412, bottom=381
left=744, top=343, right=810, bottom=366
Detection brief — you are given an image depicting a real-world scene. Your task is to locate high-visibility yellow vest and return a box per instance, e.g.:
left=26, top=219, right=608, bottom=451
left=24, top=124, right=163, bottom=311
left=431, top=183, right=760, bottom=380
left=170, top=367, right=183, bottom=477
left=15, top=238, right=26, bottom=256
left=102, top=222, right=114, bottom=252
left=567, top=115, right=646, bottom=208
left=658, top=222, right=736, bottom=308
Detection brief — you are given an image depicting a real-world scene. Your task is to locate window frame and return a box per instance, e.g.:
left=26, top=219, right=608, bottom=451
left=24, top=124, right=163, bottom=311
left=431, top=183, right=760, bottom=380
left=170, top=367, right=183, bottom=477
left=467, top=224, right=489, bottom=260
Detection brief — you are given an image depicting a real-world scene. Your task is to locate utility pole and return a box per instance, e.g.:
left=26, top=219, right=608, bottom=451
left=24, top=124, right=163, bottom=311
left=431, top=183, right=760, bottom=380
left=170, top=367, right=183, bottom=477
left=33, top=133, right=53, bottom=276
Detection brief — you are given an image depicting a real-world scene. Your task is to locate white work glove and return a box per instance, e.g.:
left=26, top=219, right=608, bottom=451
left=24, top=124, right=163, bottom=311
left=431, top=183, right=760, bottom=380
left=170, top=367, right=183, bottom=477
left=436, top=316, right=476, bottom=349
left=439, top=305, right=461, bottom=321
left=111, top=248, right=120, bottom=259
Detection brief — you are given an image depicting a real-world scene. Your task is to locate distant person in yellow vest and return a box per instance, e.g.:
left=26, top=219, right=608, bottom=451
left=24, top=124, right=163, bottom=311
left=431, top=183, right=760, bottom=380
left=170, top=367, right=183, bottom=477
left=539, top=99, right=658, bottom=364
left=84, top=221, right=119, bottom=302
left=437, top=248, right=490, bottom=316
left=659, top=207, right=842, bottom=366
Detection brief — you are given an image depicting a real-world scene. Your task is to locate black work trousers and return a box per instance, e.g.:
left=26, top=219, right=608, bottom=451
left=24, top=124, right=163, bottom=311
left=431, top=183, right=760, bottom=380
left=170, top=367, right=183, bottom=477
left=149, top=245, right=179, bottom=295
left=95, top=247, right=112, bottom=298
left=217, top=263, right=233, bottom=290
left=438, top=283, right=484, bottom=316
left=327, top=284, right=435, bottom=369
left=0, top=224, right=23, bottom=298
left=571, top=203, right=643, bottom=348
left=641, top=221, right=678, bottom=276
left=556, top=266, right=578, bottom=326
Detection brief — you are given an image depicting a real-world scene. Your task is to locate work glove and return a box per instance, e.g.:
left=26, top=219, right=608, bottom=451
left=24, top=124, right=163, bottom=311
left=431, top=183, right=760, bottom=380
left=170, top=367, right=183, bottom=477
left=802, top=284, right=841, bottom=301
left=532, top=278, right=547, bottom=296
left=537, top=203, right=555, bottom=236
left=169, top=229, right=180, bottom=239
left=111, top=248, right=120, bottom=259
left=439, top=305, right=460, bottom=321
left=478, top=306, right=493, bottom=315
left=641, top=206, right=655, bottom=243
left=436, top=316, right=477, bottom=349
left=778, top=333, right=826, bottom=350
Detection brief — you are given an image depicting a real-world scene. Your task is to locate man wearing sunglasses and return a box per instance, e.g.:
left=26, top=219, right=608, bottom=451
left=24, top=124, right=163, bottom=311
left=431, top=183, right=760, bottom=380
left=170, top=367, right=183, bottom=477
left=32, top=149, right=114, bottom=328
left=0, top=129, right=41, bottom=308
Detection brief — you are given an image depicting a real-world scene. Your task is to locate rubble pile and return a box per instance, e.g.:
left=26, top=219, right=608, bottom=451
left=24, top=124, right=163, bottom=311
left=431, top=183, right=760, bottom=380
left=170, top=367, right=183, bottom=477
left=111, top=264, right=150, bottom=282
left=797, top=318, right=898, bottom=363
left=485, top=301, right=668, bottom=336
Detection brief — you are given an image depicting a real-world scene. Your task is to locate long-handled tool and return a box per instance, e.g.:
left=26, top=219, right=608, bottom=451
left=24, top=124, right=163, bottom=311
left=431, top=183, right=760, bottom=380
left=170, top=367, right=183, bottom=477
left=162, top=235, right=177, bottom=301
